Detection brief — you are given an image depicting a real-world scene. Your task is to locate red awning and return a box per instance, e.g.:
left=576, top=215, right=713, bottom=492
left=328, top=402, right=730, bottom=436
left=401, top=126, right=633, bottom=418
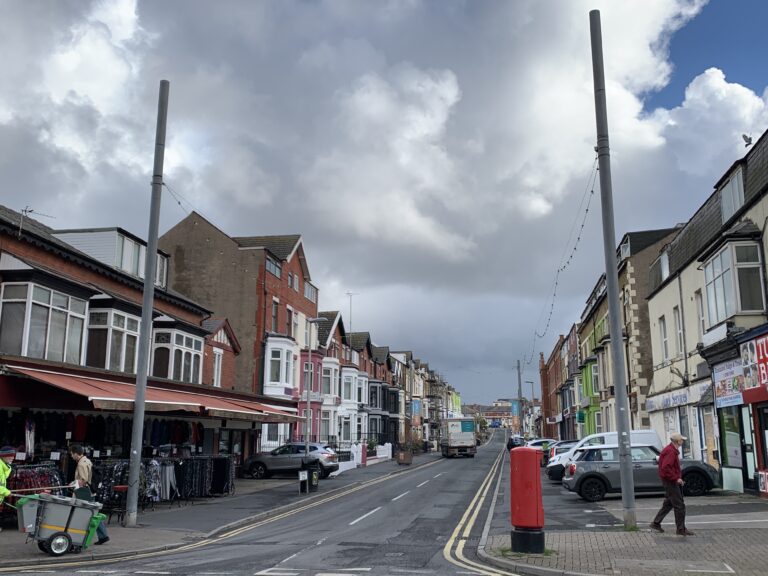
left=5, top=365, right=300, bottom=422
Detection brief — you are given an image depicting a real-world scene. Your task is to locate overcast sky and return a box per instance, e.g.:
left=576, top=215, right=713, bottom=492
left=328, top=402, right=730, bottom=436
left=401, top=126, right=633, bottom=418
left=2, top=1, right=767, bottom=404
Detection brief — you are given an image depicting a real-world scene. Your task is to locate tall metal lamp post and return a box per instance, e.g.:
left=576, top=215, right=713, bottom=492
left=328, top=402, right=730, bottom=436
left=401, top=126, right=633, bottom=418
left=305, top=317, right=328, bottom=458
left=525, top=380, right=536, bottom=436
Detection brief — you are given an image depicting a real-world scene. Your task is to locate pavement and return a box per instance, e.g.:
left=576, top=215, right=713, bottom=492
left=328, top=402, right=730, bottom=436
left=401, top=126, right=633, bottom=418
left=3, top=448, right=768, bottom=575
left=480, top=463, right=768, bottom=576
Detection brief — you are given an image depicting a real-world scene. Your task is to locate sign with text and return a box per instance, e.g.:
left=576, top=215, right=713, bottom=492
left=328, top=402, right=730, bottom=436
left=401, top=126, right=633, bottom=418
left=741, top=335, right=768, bottom=390
left=713, top=359, right=745, bottom=408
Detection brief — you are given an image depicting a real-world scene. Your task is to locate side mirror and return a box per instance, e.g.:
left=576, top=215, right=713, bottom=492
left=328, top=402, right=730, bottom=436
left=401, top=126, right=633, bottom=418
left=653, top=456, right=659, bottom=464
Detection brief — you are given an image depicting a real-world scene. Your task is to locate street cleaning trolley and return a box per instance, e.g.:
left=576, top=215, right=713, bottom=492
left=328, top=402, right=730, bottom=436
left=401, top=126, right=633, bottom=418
left=16, top=492, right=106, bottom=556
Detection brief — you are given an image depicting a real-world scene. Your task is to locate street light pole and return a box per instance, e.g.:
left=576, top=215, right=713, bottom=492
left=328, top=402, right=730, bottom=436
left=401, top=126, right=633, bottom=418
left=590, top=9, right=636, bottom=529
left=525, top=380, right=535, bottom=436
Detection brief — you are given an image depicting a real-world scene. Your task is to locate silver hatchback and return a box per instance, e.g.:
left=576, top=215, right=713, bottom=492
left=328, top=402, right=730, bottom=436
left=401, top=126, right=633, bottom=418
left=562, top=444, right=720, bottom=502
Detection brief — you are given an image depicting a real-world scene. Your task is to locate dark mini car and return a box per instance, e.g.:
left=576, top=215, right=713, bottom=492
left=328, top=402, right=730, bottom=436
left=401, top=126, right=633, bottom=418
left=244, top=442, right=339, bottom=479
left=562, top=444, right=720, bottom=502
left=506, top=435, right=525, bottom=451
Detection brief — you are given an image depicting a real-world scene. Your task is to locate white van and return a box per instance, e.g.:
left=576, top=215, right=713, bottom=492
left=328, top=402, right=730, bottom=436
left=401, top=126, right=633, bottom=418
left=546, top=429, right=662, bottom=481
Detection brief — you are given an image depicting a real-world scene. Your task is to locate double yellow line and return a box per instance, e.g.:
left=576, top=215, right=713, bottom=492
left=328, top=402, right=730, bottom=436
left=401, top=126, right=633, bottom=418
left=442, top=449, right=517, bottom=576
left=5, top=459, right=443, bottom=573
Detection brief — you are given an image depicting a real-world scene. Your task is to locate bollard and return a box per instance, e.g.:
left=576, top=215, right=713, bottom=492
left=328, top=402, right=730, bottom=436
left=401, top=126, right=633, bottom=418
left=509, top=447, right=545, bottom=553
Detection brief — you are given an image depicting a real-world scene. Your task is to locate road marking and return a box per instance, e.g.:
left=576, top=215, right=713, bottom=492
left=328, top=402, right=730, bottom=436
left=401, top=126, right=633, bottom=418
left=417, top=480, right=429, bottom=487
left=349, top=506, right=382, bottom=525
left=335, top=569, right=372, bottom=572
left=77, top=572, right=119, bottom=574
left=136, top=573, right=171, bottom=575
left=433, top=473, right=443, bottom=478
left=392, top=490, right=410, bottom=501
left=686, top=518, right=768, bottom=525
left=1, top=458, right=447, bottom=574
left=279, top=552, right=300, bottom=563
left=683, top=564, right=734, bottom=574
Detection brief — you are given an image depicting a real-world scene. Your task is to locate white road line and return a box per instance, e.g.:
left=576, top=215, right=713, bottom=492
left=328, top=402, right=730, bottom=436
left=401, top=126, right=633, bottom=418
left=349, top=506, right=382, bottom=525
left=392, top=490, right=410, bottom=501
left=335, top=569, right=372, bottom=572
left=136, top=573, right=171, bottom=575
left=686, top=518, right=768, bottom=525
left=77, top=572, right=119, bottom=574
left=683, top=565, right=734, bottom=574
left=279, top=552, right=300, bottom=563
left=417, top=480, right=429, bottom=487
left=433, top=473, right=443, bottom=478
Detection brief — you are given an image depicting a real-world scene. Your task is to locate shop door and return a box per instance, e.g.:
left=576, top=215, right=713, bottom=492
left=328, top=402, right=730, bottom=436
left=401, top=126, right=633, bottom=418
left=741, top=405, right=757, bottom=490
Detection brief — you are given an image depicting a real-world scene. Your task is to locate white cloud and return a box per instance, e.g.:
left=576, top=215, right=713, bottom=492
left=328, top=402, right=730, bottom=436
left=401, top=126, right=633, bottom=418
left=650, top=68, right=768, bottom=175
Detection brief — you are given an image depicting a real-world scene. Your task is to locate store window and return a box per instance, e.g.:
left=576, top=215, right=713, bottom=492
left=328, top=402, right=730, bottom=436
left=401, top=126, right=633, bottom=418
left=0, top=283, right=87, bottom=364
left=719, top=406, right=742, bottom=468
left=87, top=309, right=140, bottom=373
left=150, top=330, right=203, bottom=383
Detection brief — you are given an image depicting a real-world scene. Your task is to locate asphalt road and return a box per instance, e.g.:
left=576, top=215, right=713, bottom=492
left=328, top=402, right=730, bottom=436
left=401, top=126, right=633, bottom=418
left=36, top=433, right=509, bottom=576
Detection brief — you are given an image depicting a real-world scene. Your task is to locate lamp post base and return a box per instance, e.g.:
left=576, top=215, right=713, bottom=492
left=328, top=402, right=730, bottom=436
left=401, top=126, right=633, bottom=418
left=511, top=527, right=545, bottom=554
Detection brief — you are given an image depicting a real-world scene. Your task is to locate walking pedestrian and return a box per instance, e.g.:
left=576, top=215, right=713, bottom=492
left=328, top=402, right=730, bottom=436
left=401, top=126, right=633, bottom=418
left=69, top=444, right=110, bottom=545
left=0, top=446, right=15, bottom=532
left=650, top=433, right=695, bottom=536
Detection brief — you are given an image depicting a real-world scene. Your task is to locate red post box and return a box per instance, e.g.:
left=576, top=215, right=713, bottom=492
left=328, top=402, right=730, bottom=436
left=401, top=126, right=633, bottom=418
left=509, top=447, right=545, bottom=553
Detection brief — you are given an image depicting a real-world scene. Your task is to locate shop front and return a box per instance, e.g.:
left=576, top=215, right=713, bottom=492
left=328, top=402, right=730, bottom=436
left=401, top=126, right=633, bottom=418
left=0, top=360, right=300, bottom=508
left=705, top=327, right=768, bottom=495
left=646, top=381, right=716, bottom=466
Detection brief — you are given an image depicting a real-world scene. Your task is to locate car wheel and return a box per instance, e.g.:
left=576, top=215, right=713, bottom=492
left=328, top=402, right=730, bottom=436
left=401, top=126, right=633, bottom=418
left=250, top=463, right=270, bottom=479
left=579, top=478, right=607, bottom=502
left=682, top=471, right=708, bottom=497
left=319, top=466, right=330, bottom=479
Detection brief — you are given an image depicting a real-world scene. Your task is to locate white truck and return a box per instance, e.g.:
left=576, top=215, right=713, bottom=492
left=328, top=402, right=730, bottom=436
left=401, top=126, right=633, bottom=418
left=440, top=418, right=477, bottom=458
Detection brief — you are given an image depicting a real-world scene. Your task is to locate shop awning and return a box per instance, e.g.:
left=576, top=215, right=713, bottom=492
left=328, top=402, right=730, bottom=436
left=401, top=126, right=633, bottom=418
left=5, top=365, right=300, bottom=422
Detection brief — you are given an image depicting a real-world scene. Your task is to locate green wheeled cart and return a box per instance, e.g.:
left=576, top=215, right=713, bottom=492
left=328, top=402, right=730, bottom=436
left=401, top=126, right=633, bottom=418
left=16, top=493, right=106, bottom=557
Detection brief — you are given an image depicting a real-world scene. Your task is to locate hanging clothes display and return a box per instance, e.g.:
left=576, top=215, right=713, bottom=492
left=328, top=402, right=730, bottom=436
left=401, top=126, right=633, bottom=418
left=24, top=418, right=35, bottom=456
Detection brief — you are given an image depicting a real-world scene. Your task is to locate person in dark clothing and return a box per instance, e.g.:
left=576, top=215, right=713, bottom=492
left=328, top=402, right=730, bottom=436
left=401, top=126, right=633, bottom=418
left=650, top=433, right=695, bottom=536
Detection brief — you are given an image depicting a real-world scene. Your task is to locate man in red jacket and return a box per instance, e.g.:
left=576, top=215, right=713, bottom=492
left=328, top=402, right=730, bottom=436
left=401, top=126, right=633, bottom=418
left=650, top=433, right=694, bottom=536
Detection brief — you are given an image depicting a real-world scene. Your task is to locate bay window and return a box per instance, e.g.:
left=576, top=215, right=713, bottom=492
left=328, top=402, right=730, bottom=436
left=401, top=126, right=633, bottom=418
left=150, top=330, right=203, bottom=383
left=87, top=310, right=140, bottom=373
left=0, top=283, right=86, bottom=363
left=705, top=242, right=765, bottom=326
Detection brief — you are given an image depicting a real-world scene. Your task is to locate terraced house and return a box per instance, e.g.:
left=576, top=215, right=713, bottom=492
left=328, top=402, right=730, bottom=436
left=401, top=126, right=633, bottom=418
left=649, top=127, right=768, bottom=494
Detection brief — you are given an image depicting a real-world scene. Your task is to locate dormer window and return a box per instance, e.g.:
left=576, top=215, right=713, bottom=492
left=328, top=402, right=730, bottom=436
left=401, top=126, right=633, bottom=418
left=660, top=251, right=670, bottom=281
left=720, top=167, right=745, bottom=224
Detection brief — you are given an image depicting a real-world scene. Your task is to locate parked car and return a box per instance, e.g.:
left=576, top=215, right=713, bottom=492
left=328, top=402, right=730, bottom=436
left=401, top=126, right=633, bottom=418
left=244, top=442, right=339, bottom=479
left=544, top=441, right=579, bottom=481
left=547, top=429, right=662, bottom=482
left=561, top=444, right=720, bottom=502
left=506, top=435, right=526, bottom=451
left=525, top=438, right=558, bottom=450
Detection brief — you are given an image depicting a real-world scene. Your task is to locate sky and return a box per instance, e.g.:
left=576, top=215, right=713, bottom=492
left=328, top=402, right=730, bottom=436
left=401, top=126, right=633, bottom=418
left=1, top=0, right=767, bottom=405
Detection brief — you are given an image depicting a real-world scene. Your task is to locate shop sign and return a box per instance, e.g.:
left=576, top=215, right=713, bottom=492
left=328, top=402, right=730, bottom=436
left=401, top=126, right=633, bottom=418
left=645, top=382, right=708, bottom=412
left=740, top=335, right=768, bottom=390
left=713, top=359, right=745, bottom=408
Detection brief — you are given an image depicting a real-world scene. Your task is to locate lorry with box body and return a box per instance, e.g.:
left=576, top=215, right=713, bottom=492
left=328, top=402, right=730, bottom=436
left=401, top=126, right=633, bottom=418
left=440, top=418, right=477, bottom=458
